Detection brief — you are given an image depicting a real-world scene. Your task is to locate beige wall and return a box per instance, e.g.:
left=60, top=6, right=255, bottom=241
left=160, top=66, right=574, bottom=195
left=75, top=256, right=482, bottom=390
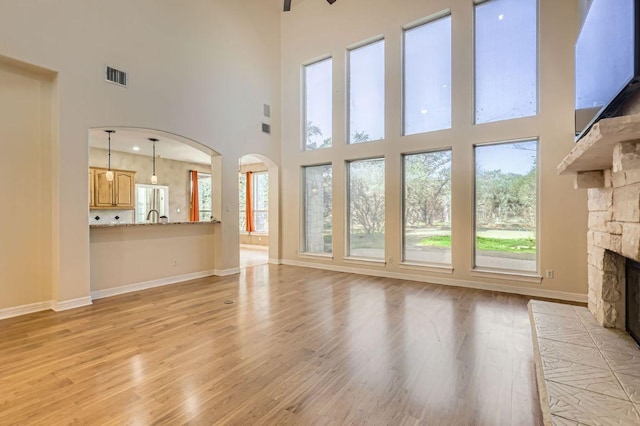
left=280, top=0, right=588, bottom=299
left=0, top=59, right=54, bottom=309
left=240, top=162, right=268, bottom=174
left=90, top=148, right=212, bottom=223
left=241, top=235, right=269, bottom=246
left=0, top=0, right=281, bottom=308
left=90, top=225, right=216, bottom=292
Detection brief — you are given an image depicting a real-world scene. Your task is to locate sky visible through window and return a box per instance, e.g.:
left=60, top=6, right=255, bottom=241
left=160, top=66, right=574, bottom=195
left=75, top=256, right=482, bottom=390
left=475, top=0, right=537, bottom=124
left=404, top=15, right=452, bottom=135
left=476, top=141, right=536, bottom=175
left=305, top=58, right=333, bottom=150
left=349, top=40, right=385, bottom=143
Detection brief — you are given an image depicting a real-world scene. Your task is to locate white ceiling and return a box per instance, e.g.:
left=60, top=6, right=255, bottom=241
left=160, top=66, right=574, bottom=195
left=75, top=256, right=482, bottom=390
left=89, top=128, right=213, bottom=165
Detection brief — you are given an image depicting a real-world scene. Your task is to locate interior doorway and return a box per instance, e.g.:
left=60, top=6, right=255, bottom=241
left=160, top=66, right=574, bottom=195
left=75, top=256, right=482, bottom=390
left=238, top=154, right=271, bottom=268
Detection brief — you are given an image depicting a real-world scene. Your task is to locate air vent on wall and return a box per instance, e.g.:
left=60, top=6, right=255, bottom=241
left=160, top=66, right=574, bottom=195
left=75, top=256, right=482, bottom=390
left=263, top=104, right=271, bottom=118
left=105, top=66, right=128, bottom=87
left=262, top=123, right=271, bottom=134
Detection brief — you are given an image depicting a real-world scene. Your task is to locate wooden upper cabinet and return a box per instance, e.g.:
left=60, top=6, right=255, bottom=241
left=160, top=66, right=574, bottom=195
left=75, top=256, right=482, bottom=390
left=89, top=169, right=95, bottom=207
left=90, top=167, right=136, bottom=209
left=114, top=171, right=134, bottom=208
left=94, top=169, right=115, bottom=207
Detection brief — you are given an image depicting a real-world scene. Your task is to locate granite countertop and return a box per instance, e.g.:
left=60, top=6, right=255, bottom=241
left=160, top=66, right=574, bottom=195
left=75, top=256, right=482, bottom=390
left=90, top=221, right=221, bottom=229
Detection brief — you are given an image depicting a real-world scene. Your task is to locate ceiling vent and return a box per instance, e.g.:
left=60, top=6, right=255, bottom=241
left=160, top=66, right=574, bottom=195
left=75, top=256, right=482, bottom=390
left=105, top=66, right=128, bottom=87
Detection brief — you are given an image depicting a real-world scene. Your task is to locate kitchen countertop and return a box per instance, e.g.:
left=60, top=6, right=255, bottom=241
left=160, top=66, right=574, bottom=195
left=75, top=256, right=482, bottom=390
left=90, top=221, right=221, bottom=229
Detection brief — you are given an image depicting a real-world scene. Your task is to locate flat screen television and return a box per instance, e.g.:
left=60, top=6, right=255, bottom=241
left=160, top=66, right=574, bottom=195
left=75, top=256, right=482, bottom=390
left=575, top=0, right=640, bottom=141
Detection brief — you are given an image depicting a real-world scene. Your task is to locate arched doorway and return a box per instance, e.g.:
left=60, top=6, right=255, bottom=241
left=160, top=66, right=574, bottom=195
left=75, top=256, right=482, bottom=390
left=88, top=127, right=224, bottom=295
left=238, top=153, right=279, bottom=269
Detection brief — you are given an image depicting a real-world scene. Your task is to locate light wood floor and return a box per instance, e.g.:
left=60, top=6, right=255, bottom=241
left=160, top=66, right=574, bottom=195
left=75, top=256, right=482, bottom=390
left=0, top=265, right=542, bottom=425
left=240, top=244, right=269, bottom=268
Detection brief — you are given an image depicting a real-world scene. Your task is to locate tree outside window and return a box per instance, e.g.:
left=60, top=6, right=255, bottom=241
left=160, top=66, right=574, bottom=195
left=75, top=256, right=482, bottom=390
left=348, top=158, right=385, bottom=259
left=474, top=140, right=538, bottom=272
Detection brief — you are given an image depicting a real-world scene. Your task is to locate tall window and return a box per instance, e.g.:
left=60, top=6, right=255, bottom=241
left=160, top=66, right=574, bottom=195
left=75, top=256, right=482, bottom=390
left=475, top=0, right=537, bottom=124
left=347, top=158, right=385, bottom=259
left=404, top=14, right=452, bottom=135
left=238, top=173, right=246, bottom=231
left=239, top=171, right=269, bottom=233
left=198, top=173, right=212, bottom=222
left=348, top=39, right=385, bottom=143
left=403, top=150, right=452, bottom=265
left=475, top=140, right=537, bottom=272
left=253, top=172, right=269, bottom=233
left=303, top=165, right=332, bottom=254
left=304, top=58, right=333, bottom=150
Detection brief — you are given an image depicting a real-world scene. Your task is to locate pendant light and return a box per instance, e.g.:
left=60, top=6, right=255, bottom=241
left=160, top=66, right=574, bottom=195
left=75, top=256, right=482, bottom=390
left=149, top=138, right=159, bottom=185
left=104, top=130, right=115, bottom=182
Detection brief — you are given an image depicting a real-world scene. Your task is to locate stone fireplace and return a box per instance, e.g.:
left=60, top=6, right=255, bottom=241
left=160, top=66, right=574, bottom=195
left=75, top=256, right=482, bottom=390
left=528, top=116, right=640, bottom=424
left=559, top=114, right=640, bottom=332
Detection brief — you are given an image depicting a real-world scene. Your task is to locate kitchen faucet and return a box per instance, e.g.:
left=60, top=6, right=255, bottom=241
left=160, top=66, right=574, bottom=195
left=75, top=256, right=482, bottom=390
left=146, top=209, right=159, bottom=223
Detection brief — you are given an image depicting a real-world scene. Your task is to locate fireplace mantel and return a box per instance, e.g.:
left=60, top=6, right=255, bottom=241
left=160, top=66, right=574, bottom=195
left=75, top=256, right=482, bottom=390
left=558, top=114, right=640, bottom=175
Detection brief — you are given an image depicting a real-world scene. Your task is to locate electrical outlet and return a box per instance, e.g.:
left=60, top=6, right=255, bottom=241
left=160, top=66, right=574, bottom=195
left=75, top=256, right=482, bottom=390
left=546, top=270, right=554, bottom=279
left=388, top=257, right=393, bottom=264
left=172, top=259, right=178, bottom=267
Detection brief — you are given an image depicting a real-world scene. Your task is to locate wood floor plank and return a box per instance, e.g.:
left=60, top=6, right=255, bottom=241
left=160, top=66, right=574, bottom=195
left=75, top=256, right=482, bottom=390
left=0, top=265, right=543, bottom=425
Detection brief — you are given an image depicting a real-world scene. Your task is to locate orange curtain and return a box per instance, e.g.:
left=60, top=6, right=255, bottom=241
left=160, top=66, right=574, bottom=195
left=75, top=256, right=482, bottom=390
left=190, top=170, right=200, bottom=222
left=246, top=171, right=254, bottom=232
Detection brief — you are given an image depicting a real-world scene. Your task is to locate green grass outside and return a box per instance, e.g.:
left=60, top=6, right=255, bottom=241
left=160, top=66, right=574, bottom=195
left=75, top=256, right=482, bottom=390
left=419, top=235, right=536, bottom=253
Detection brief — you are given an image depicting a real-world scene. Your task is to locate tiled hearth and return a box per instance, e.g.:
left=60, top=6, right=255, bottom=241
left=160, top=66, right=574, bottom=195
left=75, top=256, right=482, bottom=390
left=529, top=300, right=640, bottom=425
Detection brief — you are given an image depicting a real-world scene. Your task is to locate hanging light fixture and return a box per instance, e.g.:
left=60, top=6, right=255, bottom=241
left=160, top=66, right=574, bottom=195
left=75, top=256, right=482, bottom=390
left=104, top=130, right=115, bottom=182
left=149, top=138, right=159, bottom=184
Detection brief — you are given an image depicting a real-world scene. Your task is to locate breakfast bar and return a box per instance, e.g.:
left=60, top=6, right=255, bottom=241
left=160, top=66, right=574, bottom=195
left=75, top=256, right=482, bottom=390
left=90, top=221, right=220, bottom=299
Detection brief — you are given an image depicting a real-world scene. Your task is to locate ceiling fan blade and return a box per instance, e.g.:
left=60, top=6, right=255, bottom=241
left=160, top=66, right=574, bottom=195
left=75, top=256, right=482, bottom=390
left=284, top=0, right=291, bottom=12
left=327, top=0, right=337, bottom=4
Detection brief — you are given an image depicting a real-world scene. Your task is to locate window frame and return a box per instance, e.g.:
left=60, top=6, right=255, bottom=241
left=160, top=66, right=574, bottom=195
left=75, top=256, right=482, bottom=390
left=401, top=10, right=453, bottom=137
left=345, top=157, right=386, bottom=261
left=472, top=0, right=540, bottom=125
left=347, top=37, right=386, bottom=145
left=303, top=56, right=333, bottom=151
left=238, top=172, right=247, bottom=233
left=197, top=172, right=212, bottom=222
left=301, top=163, right=333, bottom=256
left=252, top=171, right=269, bottom=234
left=472, top=137, right=540, bottom=275
left=401, top=148, right=453, bottom=267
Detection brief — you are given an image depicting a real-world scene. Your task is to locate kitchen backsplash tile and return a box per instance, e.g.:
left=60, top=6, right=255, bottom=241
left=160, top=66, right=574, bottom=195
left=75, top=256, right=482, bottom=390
left=90, top=210, right=134, bottom=225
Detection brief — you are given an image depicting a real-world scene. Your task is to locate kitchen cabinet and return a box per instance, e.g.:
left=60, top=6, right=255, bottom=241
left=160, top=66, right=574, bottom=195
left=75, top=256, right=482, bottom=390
left=89, top=169, right=95, bottom=207
left=90, top=167, right=136, bottom=209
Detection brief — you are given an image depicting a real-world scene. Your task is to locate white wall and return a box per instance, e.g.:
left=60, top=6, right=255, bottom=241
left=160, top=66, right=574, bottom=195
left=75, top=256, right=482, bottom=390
left=0, top=59, right=54, bottom=309
left=280, top=0, right=588, bottom=299
left=90, top=224, right=217, bottom=293
left=0, top=0, right=282, bottom=309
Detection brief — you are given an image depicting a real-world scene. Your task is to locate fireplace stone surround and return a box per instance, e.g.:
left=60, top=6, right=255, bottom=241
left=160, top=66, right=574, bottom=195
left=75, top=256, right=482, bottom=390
left=526, top=114, right=640, bottom=425
left=558, top=114, right=640, bottom=331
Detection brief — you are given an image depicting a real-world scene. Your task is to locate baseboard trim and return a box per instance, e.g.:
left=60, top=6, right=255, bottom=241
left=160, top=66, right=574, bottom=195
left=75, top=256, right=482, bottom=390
left=0, top=301, right=53, bottom=320
left=91, top=270, right=216, bottom=300
left=52, top=296, right=93, bottom=312
left=214, top=268, right=240, bottom=276
left=268, top=259, right=282, bottom=265
left=281, top=259, right=587, bottom=303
